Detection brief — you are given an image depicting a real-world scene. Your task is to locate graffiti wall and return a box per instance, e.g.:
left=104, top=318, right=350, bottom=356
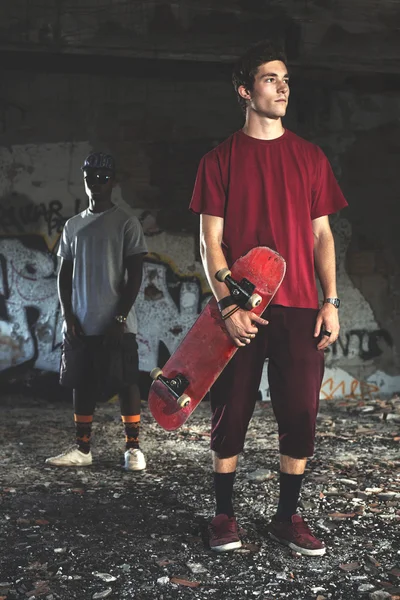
left=0, top=143, right=83, bottom=375
left=0, top=232, right=208, bottom=376
left=0, top=141, right=209, bottom=381
left=0, top=142, right=399, bottom=400
left=0, top=235, right=61, bottom=373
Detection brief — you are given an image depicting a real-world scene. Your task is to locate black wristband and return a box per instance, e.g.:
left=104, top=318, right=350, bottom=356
left=217, top=295, right=236, bottom=312
left=221, top=305, right=240, bottom=321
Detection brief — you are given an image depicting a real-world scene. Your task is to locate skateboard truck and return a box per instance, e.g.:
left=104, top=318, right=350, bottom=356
left=150, top=368, right=191, bottom=408
left=215, top=268, right=262, bottom=309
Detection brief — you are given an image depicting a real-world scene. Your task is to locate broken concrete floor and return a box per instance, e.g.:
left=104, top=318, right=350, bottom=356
left=0, top=390, right=399, bottom=599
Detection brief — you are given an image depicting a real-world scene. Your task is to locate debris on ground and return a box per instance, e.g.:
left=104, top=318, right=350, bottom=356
left=0, top=391, right=399, bottom=599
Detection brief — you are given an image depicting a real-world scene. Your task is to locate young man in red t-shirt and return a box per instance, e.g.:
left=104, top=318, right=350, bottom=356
left=190, top=41, right=347, bottom=556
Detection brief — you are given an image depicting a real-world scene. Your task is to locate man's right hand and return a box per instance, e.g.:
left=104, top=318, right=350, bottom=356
left=221, top=306, right=268, bottom=347
left=63, top=313, right=84, bottom=342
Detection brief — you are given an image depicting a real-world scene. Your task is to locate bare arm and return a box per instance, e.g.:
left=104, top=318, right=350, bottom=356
left=200, top=214, right=268, bottom=347
left=313, top=215, right=337, bottom=300
left=103, top=253, right=145, bottom=347
left=58, top=258, right=83, bottom=338
left=312, top=215, right=340, bottom=349
left=116, top=253, right=145, bottom=318
left=200, top=214, right=233, bottom=302
left=57, top=258, right=73, bottom=318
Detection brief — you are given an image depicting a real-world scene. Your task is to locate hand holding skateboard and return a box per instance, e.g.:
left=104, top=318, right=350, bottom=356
left=148, top=247, right=286, bottom=431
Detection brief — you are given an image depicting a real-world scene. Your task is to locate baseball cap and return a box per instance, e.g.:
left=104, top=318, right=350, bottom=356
left=81, top=152, right=116, bottom=172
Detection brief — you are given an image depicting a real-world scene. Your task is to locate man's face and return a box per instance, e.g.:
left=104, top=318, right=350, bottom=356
left=240, top=60, right=290, bottom=119
left=83, top=168, right=115, bottom=199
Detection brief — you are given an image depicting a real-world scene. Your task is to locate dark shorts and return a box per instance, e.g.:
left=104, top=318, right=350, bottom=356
left=59, top=333, right=139, bottom=394
left=210, top=305, right=325, bottom=459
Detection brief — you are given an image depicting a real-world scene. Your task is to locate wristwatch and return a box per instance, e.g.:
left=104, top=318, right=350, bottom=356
left=324, top=297, right=340, bottom=309
left=114, top=315, right=127, bottom=323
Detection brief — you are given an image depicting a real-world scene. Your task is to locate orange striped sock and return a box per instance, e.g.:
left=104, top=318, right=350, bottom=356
left=74, top=414, right=93, bottom=454
left=122, top=415, right=140, bottom=450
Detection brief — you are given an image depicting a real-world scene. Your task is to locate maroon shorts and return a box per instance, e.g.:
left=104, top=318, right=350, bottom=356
left=210, top=305, right=324, bottom=459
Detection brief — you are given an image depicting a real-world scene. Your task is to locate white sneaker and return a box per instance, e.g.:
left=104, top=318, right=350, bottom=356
left=45, top=446, right=93, bottom=467
left=124, top=448, right=146, bottom=471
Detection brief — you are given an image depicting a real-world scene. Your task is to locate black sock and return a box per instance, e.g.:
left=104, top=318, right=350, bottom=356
left=74, top=414, right=93, bottom=454
left=214, top=472, right=236, bottom=518
left=275, top=472, right=304, bottom=521
left=122, top=416, right=140, bottom=450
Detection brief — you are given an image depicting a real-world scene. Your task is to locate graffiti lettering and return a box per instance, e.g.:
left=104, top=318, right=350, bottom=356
left=320, top=377, right=380, bottom=401
left=327, top=329, right=393, bottom=361
left=0, top=199, right=82, bottom=237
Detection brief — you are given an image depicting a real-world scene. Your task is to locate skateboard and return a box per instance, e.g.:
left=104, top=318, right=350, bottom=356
left=148, top=246, right=286, bottom=431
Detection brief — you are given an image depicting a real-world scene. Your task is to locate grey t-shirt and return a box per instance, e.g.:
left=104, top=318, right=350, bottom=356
left=58, top=204, right=147, bottom=335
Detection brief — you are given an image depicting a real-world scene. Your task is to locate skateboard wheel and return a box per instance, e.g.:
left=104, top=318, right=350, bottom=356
left=177, top=394, right=191, bottom=408
left=150, top=367, right=163, bottom=381
left=246, top=293, right=262, bottom=309
left=215, top=268, right=231, bottom=282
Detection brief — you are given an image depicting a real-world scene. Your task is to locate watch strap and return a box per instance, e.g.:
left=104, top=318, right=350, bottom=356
left=217, top=295, right=237, bottom=312
left=221, top=305, right=240, bottom=321
left=324, top=297, right=340, bottom=308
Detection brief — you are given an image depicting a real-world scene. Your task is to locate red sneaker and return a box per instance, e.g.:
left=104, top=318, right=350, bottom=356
left=208, top=514, right=242, bottom=552
left=267, top=514, right=326, bottom=556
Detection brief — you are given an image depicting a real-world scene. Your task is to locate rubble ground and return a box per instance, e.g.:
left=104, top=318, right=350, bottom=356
left=0, top=388, right=399, bottom=600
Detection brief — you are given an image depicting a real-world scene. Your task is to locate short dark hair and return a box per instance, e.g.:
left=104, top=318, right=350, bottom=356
left=232, top=41, right=288, bottom=113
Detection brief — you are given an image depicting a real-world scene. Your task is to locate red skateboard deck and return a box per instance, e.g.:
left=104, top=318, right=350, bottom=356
left=148, top=246, right=286, bottom=431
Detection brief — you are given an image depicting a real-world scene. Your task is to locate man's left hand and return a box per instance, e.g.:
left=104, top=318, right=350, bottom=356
left=314, top=303, right=340, bottom=350
left=104, top=320, right=126, bottom=349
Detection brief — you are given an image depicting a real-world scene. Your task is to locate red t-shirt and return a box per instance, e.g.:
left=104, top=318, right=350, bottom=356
left=189, top=129, right=348, bottom=309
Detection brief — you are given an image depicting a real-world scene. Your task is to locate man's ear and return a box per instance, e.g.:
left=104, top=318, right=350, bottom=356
left=238, top=85, right=251, bottom=101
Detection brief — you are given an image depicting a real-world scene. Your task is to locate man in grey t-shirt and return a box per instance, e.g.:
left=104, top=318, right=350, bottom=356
left=46, top=152, right=148, bottom=471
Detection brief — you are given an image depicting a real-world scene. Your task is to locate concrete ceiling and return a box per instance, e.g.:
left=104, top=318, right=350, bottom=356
left=0, top=0, right=399, bottom=74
